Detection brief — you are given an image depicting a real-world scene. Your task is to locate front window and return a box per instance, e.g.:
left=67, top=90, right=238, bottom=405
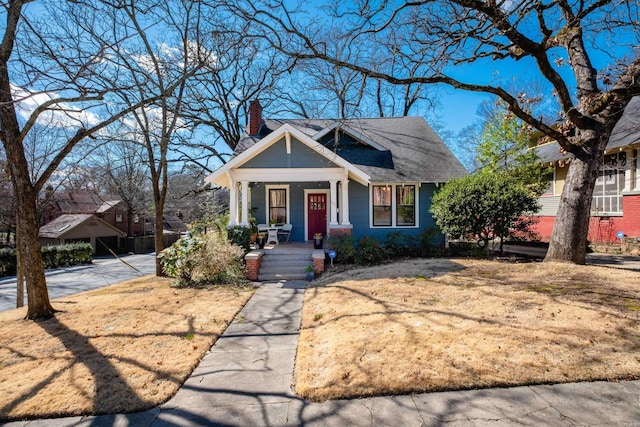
left=372, top=184, right=418, bottom=227
left=372, top=186, right=392, bottom=226
left=592, top=152, right=625, bottom=214
left=396, top=186, right=415, bottom=226
left=268, top=188, right=287, bottom=224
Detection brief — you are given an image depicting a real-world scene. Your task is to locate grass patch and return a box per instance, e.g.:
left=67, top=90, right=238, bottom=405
left=295, top=258, right=640, bottom=401
left=0, top=276, right=254, bottom=421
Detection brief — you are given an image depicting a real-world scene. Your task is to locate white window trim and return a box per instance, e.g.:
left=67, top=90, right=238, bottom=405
left=304, top=189, right=331, bottom=241
left=265, top=184, right=290, bottom=224
left=369, top=183, right=419, bottom=229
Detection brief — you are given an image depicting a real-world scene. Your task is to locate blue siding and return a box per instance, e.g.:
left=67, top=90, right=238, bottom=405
left=349, top=183, right=444, bottom=246
left=249, top=181, right=443, bottom=245
left=240, top=137, right=338, bottom=169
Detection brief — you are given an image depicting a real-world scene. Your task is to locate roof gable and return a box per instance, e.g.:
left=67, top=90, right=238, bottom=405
left=205, top=123, right=370, bottom=187
left=239, top=135, right=340, bottom=169
left=213, top=116, right=467, bottom=186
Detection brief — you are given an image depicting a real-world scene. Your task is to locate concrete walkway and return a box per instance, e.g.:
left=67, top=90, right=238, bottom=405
left=6, top=280, right=640, bottom=426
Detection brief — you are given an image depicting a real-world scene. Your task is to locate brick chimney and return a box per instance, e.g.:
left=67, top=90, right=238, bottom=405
left=248, top=100, right=262, bottom=136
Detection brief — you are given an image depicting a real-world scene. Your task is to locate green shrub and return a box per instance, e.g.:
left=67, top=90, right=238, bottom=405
left=0, top=243, right=92, bottom=277
left=41, top=243, right=92, bottom=269
left=159, top=232, right=246, bottom=287
left=327, top=234, right=356, bottom=264
left=226, top=225, right=251, bottom=253
left=355, top=236, right=384, bottom=265
left=158, top=236, right=204, bottom=284
left=384, top=232, right=420, bottom=259
left=419, top=228, right=445, bottom=257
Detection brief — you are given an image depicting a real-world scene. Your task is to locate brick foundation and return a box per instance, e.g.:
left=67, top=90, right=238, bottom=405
left=245, top=250, right=264, bottom=281
left=532, top=195, right=640, bottom=244
left=312, top=250, right=325, bottom=275
left=328, top=225, right=352, bottom=237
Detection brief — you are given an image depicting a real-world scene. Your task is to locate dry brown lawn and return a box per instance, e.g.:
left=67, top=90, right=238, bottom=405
left=0, top=276, right=253, bottom=421
left=295, top=258, right=640, bottom=401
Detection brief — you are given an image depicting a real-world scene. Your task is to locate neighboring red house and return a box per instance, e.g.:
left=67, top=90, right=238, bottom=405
left=533, top=97, right=640, bottom=243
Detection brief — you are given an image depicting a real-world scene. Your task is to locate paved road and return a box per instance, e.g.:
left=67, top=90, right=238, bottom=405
left=502, top=244, right=640, bottom=270
left=0, top=253, right=157, bottom=312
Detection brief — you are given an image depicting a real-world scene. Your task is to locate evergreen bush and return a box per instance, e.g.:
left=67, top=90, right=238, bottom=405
left=0, top=243, right=93, bottom=277
left=326, top=234, right=356, bottom=264
left=355, top=236, right=385, bottom=265
left=226, top=225, right=251, bottom=253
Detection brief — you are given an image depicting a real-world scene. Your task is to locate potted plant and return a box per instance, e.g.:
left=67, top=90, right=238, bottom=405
left=313, top=233, right=324, bottom=249
left=256, top=232, right=267, bottom=249
left=305, top=265, right=315, bottom=281
left=248, top=207, right=258, bottom=245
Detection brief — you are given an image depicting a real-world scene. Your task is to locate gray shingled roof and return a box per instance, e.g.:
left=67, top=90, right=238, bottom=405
left=535, top=97, right=640, bottom=163
left=39, top=214, right=124, bottom=239
left=235, top=116, right=468, bottom=183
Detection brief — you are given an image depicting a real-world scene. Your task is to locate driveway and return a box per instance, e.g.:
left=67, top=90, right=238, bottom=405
left=0, top=253, right=157, bottom=312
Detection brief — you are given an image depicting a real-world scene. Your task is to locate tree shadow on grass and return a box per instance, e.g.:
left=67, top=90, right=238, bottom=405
left=296, top=257, right=640, bottom=401
left=0, top=312, right=217, bottom=421
left=0, top=316, right=152, bottom=419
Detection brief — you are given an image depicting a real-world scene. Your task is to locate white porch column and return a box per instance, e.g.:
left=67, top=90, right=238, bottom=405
left=329, top=180, right=338, bottom=225
left=624, top=149, right=633, bottom=191
left=340, top=177, right=350, bottom=225
left=240, top=180, right=249, bottom=227
left=228, top=178, right=238, bottom=226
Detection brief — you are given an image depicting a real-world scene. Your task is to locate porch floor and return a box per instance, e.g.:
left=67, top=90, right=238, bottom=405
left=253, top=241, right=319, bottom=254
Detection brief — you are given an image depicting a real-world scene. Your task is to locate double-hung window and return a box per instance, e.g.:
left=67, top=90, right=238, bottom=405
left=372, top=186, right=392, bottom=226
left=372, top=184, right=417, bottom=227
left=268, top=187, right=287, bottom=224
left=396, top=186, right=415, bottom=226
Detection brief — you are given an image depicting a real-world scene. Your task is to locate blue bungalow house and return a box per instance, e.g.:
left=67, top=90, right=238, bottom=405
left=204, top=101, right=467, bottom=245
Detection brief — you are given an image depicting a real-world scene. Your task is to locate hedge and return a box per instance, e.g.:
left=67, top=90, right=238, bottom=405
left=0, top=243, right=93, bottom=277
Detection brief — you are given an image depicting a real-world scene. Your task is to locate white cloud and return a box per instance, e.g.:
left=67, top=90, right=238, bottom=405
left=11, top=84, right=101, bottom=128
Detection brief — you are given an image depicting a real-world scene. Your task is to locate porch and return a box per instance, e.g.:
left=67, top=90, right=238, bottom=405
left=230, top=179, right=356, bottom=242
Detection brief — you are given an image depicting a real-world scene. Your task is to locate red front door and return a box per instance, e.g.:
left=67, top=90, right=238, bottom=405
left=307, top=193, right=327, bottom=240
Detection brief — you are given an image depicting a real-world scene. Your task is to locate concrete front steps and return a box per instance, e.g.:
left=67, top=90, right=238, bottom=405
left=257, top=248, right=314, bottom=281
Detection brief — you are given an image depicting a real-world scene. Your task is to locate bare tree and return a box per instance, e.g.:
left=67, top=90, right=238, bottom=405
left=95, top=0, right=211, bottom=275
left=177, top=11, right=288, bottom=171
left=90, top=139, right=151, bottom=237
left=236, top=0, right=640, bottom=264
left=0, top=0, right=200, bottom=318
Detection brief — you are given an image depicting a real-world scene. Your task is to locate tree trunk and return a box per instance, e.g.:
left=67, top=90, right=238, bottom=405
left=154, top=204, right=165, bottom=276
left=126, top=205, right=134, bottom=237
left=1, top=26, right=55, bottom=318
left=545, top=134, right=605, bottom=264
left=16, top=186, right=56, bottom=319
